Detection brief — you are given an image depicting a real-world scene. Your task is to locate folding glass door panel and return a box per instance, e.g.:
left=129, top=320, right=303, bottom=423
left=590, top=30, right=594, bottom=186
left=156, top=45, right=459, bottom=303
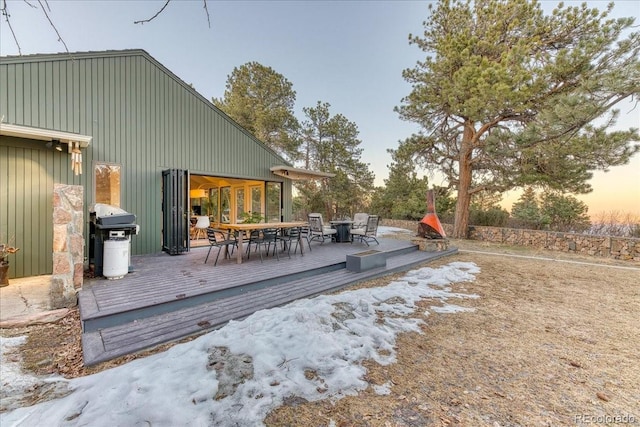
left=162, top=169, right=189, bottom=255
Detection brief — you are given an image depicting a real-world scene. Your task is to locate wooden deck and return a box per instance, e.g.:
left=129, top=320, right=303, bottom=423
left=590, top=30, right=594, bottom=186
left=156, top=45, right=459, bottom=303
left=79, top=238, right=457, bottom=366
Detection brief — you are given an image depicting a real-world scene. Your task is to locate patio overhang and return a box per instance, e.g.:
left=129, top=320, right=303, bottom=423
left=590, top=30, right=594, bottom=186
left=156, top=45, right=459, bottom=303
left=0, top=123, right=92, bottom=175
left=270, top=165, right=335, bottom=180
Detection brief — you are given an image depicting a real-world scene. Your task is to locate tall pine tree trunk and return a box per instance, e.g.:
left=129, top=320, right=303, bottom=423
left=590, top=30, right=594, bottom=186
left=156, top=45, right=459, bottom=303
left=453, top=123, right=474, bottom=239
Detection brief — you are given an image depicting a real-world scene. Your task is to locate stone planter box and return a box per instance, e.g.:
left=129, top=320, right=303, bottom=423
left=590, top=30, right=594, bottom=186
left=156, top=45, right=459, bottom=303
left=346, top=250, right=386, bottom=273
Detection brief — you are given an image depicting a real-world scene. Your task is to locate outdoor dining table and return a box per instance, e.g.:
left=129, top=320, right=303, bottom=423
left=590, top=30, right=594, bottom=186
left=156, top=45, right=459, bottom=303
left=330, top=220, right=354, bottom=243
left=214, top=221, right=308, bottom=264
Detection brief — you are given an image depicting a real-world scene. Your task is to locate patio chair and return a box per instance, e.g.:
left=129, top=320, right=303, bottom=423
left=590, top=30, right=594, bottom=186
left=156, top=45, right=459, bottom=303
left=351, top=215, right=379, bottom=246
left=247, top=228, right=280, bottom=262
left=232, top=230, right=251, bottom=252
left=204, top=228, right=238, bottom=266
left=299, top=225, right=313, bottom=252
left=351, top=213, right=369, bottom=234
left=308, top=213, right=337, bottom=244
left=277, top=226, right=303, bottom=258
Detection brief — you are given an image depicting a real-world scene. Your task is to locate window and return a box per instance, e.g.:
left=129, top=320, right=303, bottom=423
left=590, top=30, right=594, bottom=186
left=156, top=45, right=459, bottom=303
left=221, top=187, right=231, bottom=223
left=266, top=182, right=281, bottom=222
left=94, top=163, right=121, bottom=207
left=235, top=188, right=245, bottom=222
left=250, top=185, right=263, bottom=216
left=209, top=188, right=220, bottom=220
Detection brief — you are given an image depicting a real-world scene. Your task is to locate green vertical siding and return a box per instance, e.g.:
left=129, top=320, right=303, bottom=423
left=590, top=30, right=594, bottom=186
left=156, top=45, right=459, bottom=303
left=1, top=50, right=293, bottom=277
left=0, top=137, right=55, bottom=277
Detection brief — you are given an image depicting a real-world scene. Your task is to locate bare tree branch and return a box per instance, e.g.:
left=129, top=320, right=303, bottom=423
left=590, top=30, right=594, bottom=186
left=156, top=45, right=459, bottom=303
left=202, top=0, right=210, bottom=28
left=134, top=0, right=171, bottom=25
left=1, top=0, right=22, bottom=55
left=21, top=0, right=37, bottom=8
left=4, top=0, right=211, bottom=57
left=37, top=0, right=70, bottom=54
left=134, top=0, right=211, bottom=27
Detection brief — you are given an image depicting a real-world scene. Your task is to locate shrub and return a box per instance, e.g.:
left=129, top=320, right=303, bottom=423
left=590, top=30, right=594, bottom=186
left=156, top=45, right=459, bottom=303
left=470, top=206, right=510, bottom=227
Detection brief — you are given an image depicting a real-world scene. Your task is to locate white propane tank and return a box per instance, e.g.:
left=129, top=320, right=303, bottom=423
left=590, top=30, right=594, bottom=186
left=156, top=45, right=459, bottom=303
left=103, top=239, right=129, bottom=279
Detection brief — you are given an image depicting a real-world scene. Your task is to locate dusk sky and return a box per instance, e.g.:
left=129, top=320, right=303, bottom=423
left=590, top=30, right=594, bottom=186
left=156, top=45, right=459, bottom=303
left=1, top=0, right=638, bottom=216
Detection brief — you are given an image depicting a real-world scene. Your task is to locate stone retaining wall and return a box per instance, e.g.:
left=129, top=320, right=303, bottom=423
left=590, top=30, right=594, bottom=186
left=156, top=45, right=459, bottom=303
left=51, top=184, right=84, bottom=308
left=381, top=219, right=639, bottom=262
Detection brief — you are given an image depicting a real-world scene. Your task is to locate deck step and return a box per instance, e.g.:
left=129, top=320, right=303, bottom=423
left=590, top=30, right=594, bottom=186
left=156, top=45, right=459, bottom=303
left=82, top=248, right=456, bottom=365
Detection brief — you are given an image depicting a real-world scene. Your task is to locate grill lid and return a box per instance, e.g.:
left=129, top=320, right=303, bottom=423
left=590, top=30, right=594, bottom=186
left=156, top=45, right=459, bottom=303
left=96, top=213, right=136, bottom=226
left=91, top=203, right=136, bottom=226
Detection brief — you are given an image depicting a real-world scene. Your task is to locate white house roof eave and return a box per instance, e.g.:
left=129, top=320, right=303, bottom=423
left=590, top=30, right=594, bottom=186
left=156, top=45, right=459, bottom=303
left=0, top=123, right=92, bottom=147
left=270, top=165, right=335, bottom=180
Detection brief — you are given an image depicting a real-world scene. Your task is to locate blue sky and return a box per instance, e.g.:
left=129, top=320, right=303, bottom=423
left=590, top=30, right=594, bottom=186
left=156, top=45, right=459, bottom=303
left=1, top=0, right=638, bottom=215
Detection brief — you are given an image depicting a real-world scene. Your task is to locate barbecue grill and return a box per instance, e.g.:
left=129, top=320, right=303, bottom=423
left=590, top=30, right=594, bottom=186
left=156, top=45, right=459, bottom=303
left=89, top=204, right=139, bottom=278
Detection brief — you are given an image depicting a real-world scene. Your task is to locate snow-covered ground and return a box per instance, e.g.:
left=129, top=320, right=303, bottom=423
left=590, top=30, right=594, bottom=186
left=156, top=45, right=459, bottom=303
left=1, top=227, right=480, bottom=426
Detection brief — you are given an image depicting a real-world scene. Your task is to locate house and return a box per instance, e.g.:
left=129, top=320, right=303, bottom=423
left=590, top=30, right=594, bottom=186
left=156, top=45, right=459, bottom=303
left=0, top=49, right=328, bottom=306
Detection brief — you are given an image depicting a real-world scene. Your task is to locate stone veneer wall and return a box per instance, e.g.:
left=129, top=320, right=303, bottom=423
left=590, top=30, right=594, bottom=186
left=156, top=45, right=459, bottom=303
left=51, top=184, right=84, bottom=308
left=381, top=219, right=640, bottom=261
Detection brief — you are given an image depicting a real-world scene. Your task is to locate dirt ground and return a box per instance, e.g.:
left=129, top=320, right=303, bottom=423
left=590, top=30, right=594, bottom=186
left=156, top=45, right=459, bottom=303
left=2, top=239, right=639, bottom=426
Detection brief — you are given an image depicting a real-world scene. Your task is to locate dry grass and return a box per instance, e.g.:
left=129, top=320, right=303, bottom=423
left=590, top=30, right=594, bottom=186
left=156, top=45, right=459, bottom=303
left=264, top=241, right=640, bottom=426
left=2, top=239, right=639, bottom=425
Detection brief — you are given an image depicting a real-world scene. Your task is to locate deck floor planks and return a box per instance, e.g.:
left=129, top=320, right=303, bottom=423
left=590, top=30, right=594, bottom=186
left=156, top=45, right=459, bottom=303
left=99, top=270, right=346, bottom=347
left=84, top=251, right=423, bottom=332
left=81, top=239, right=412, bottom=318
left=83, top=245, right=456, bottom=365
left=97, top=249, right=438, bottom=339
left=94, top=282, right=327, bottom=359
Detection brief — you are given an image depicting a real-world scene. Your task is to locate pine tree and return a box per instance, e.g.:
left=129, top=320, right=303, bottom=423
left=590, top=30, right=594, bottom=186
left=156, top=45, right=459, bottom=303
left=299, top=102, right=374, bottom=219
left=396, top=0, right=640, bottom=238
left=213, top=62, right=300, bottom=161
left=540, top=192, right=591, bottom=232
left=370, top=147, right=430, bottom=220
left=511, top=187, right=543, bottom=229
